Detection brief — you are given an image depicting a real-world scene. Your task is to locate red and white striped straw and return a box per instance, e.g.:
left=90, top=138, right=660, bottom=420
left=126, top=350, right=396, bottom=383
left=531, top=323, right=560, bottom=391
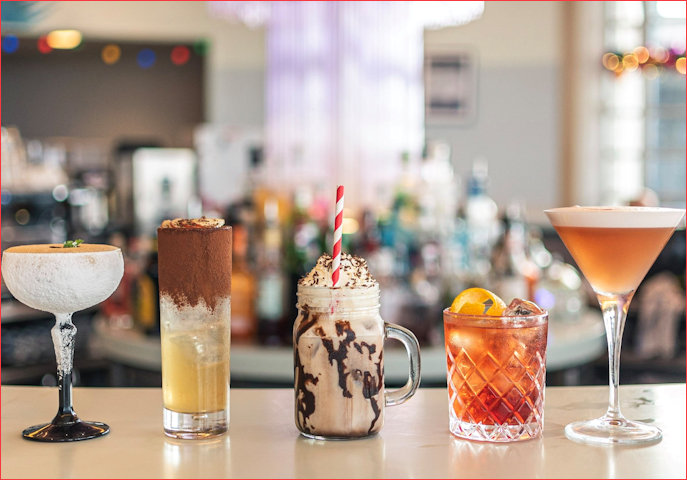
left=331, top=185, right=344, bottom=288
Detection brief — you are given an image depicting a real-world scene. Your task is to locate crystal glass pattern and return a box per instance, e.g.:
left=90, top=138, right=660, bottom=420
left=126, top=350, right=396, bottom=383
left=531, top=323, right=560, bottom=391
left=445, top=310, right=548, bottom=442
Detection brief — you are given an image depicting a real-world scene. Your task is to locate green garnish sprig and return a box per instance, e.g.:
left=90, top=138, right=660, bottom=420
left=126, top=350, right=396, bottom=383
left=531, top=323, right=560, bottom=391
left=63, top=239, right=84, bottom=248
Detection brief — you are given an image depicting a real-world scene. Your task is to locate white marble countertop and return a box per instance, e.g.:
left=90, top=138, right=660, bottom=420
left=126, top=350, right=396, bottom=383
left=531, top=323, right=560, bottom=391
left=1, top=384, right=684, bottom=478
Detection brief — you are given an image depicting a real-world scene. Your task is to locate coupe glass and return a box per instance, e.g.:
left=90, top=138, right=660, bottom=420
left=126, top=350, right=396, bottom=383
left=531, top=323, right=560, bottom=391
left=1, top=244, right=124, bottom=441
left=545, top=206, right=684, bottom=445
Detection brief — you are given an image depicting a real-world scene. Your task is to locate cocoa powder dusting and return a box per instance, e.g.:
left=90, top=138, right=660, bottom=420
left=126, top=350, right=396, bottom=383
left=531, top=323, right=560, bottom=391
left=157, top=225, right=232, bottom=311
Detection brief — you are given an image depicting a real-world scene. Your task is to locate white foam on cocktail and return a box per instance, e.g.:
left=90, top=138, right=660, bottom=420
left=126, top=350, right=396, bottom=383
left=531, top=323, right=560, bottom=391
left=1, top=246, right=123, bottom=375
left=545, top=206, right=685, bottom=229
left=1, top=248, right=123, bottom=314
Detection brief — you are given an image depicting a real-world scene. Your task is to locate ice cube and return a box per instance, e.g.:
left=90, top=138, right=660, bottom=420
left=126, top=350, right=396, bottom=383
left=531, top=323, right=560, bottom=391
left=448, top=329, right=486, bottom=358
left=449, top=331, right=470, bottom=350
left=504, top=298, right=545, bottom=316
left=171, top=332, right=226, bottom=364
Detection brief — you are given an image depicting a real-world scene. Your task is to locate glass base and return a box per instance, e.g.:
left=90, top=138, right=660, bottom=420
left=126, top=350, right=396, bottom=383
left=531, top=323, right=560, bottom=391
left=23, top=420, right=109, bottom=442
left=163, top=408, right=227, bottom=440
left=299, top=431, right=378, bottom=441
left=565, top=416, right=662, bottom=446
left=450, top=417, right=542, bottom=443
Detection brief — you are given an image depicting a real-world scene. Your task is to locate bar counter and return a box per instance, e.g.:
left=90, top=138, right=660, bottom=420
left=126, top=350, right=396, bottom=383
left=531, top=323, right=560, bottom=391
left=2, top=384, right=684, bottom=478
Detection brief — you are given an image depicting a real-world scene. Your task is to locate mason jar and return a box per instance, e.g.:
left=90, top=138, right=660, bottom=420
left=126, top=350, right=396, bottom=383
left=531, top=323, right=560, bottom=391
left=293, top=284, right=420, bottom=439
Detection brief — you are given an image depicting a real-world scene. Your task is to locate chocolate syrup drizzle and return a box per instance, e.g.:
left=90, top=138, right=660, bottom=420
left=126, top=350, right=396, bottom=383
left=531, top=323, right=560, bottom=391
left=320, top=321, right=356, bottom=399
left=359, top=343, right=383, bottom=434
left=294, top=309, right=319, bottom=434
left=294, top=308, right=383, bottom=436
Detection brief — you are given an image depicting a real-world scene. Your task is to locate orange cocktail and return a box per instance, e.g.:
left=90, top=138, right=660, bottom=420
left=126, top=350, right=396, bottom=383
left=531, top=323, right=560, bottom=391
left=546, top=206, right=684, bottom=446
left=553, top=225, right=675, bottom=294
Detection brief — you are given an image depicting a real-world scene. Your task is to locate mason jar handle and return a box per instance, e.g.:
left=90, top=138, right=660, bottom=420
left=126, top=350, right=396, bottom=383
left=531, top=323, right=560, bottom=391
left=384, top=322, right=421, bottom=407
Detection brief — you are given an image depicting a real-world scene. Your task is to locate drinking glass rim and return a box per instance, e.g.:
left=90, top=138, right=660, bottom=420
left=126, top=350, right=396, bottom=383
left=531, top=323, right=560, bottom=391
left=296, top=284, right=380, bottom=313
left=544, top=205, right=685, bottom=214
left=544, top=205, right=685, bottom=229
left=2, top=245, right=122, bottom=255
left=297, top=284, right=380, bottom=296
left=157, top=225, right=232, bottom=232
left=443, top=308, right=547, bottom=327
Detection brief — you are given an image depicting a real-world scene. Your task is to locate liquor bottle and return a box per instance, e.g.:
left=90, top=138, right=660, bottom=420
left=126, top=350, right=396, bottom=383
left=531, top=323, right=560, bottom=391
left=132, top=241, right=160, bottom=336
left=464, top=159, right=499, bottom=280
left=490, top=203, right=540, bottom=301
left=417, top=141, right=459, bottom=236
left=256, top=196, right=287, bottom=345
left=230, top=223, right=257, bottom=343
left=283, top=187, right=324, bottom=339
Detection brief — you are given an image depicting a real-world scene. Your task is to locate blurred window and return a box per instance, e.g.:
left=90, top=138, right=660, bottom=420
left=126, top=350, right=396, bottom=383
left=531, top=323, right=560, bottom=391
left=601, top=1, right=686, bottom=207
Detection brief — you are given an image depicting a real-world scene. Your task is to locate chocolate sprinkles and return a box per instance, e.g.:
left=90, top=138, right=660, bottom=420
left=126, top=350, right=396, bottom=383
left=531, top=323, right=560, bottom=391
left=298, top=253, right=377, bottom=288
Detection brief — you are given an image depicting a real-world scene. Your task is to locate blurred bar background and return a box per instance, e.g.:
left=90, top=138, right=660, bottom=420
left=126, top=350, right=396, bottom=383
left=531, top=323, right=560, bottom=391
left=1, top=1, right=685, bottom=388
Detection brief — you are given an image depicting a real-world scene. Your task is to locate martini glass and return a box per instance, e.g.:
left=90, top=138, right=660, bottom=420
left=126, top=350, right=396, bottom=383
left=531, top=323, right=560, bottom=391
left=545, top=206, right=685, bottom=445
left=1, top=244, right=124, bottom=442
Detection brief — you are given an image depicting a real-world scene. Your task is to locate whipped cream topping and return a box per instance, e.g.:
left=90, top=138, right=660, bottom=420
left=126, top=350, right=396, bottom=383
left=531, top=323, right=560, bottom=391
left=160, top=217, right=225, bottom=229
left=298, top=253, right=377, bottom=288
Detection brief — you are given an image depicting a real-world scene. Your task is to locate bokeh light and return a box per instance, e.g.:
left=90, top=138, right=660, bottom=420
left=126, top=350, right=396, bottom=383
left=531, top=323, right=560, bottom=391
left=15, top=208, right=30, bottom=225
left=37, top=35, right=52, bottom=54
left=192, top=39, right=208, bottom=56
left=52, top=185, right=69, bottom=202
left=643, top=64, right=659, bottom=79
left=652, top=47, right=669, bottom=63
left=602, top=53, right=620, bottom=71
left=342, top=217, right=360, bottom=235
left=633, top=46, right=650, bottom=64
left=622, top=54, right=639, bottom=71
left=2, top=35, right=20, bottom=54
left=603, top=46, right=686, bottom=77
left=137, top=48, right=156, bottom=69
left=101, top=44, right=121, bottom=65
left=46, top=30, right=82, bottom=49
left=170, top=45, right=190, bottom=65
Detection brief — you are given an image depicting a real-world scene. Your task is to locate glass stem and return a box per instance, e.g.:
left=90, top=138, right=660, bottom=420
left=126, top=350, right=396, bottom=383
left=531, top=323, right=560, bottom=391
left=51, top=313, right=78, bottom=423
left=596, top=291, right=633, bottom=421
